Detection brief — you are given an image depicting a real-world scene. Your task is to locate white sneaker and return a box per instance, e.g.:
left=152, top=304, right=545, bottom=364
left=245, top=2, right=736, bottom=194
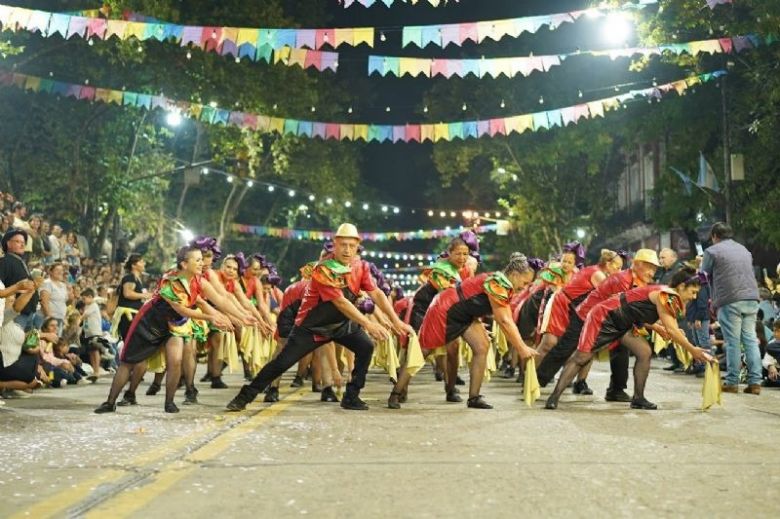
left=4, top=390, right=32, bottom=399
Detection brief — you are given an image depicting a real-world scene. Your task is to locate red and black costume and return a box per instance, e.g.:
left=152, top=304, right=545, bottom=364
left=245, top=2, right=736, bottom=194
left=545, top=265, right=602, bottom=338
left=419, top=272, right=513, bottom=351
left=536, top=269, right=642, bottom=387
left=578, top=285, right=683, bottom=353
left=241, top=258, right=377, bottom=402
left=276, top=279, right=309, bottom=340
left=514, top=284, right=546, bottom=341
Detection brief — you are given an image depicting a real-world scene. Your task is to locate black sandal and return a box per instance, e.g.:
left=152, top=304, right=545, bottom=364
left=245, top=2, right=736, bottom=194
left=387, top=390, right=403, bottom=409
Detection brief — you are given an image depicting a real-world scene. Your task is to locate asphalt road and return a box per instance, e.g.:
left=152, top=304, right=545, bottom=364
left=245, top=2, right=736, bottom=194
left=1, top=359, right=779, bottom=518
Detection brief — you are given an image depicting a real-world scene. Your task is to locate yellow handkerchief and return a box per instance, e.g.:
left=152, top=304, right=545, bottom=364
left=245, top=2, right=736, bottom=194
left=653, top=332, right=669, bottom=355
left=674, top=342, right=693, bottom=370
left=524, top=357, right=541, bottom=407
left=494, top=326, right=509, bottom=356
left=406, top=334, right=426, bottom=376
left=701, top=361, right=722, bottom=411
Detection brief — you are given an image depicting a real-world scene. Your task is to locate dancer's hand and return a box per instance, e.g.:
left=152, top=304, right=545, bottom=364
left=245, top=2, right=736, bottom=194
left=517, top=345, right=538, bottom=361
left=212, top=313, right=233, bottom=331
left=364, top=321, right=389, bottom=342
left=391, top=320, right=414, bottom=338
left=257, top=320, right=274, bottom=336
left=242, top=315, right=258, bottom=327
left=692, top=348, right=716, bottom=364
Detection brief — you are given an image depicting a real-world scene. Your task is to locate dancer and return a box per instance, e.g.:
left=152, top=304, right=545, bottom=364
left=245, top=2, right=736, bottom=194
left=388, top=253, right=537, bottom=410
left=95, top=246, right=233, bottom=414
left=226, top=223, right=414, bottom=411
left=536, top=249, right=660, bottom=401
left=111, top=254, right=152, bottom=341
left=545, top=267, right=715, bottom=410
left=534, top=249, right=623, bottom=394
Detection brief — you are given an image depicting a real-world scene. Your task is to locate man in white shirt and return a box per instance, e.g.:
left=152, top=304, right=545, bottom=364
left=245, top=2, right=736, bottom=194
left=48, top=224, right=63, bottom=263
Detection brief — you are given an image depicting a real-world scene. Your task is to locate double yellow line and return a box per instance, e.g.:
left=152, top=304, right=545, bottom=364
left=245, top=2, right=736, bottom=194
left=12, top=388, right=307, bottom=519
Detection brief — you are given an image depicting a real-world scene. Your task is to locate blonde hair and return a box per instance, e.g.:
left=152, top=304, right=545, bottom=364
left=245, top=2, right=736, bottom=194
left=598, top=249, right=619, bottom=267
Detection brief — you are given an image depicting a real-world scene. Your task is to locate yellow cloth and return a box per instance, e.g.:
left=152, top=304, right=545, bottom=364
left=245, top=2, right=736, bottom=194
left=431, top=345, right=447, bottom=358
left=673, top=342, right=693, bottom=370
left=701, top=361, right=722, bottom=411
left=405, top=334, right=426, bottom=377
left=653, top=332, right=669, bottom=355
left=524, top=357, right=541, bottom=407
left=459, top=338, right=472, bottom=368
left=239, top=326, right=265, bottom=377
left=371, top=337, right=400, bottom=380
left=217, top=331, right=241, bottom=374
left=596, top=348, right=610, bottom=362
left=147, top=348, right=166, bottom=374
left=484, top=342, right=497, bottom=381
left=110, top=307, right=138, bottom=338
left=494, top=326, right=509, bottom=356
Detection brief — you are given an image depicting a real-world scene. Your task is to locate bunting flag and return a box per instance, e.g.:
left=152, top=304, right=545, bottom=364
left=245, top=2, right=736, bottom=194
left=341, top=0, right=456, bottom=6
left=0, top=3, right=374, bottom=52
left=0, top=1, right=657, bottom=57
left=368, top=36, right=752, bottom=79
left=0, top=69, right=726, bottom=143
left=231, top=223, right=499, bottom=242
left=400, top=1, right=657, bottom=49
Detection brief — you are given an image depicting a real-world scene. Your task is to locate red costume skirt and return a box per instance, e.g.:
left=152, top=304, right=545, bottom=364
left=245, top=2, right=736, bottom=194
left=577, top=299, right=624, bottom=354
left=419, top=290, right=468, bottom=351
left=546, top=292, right=572, bottom=338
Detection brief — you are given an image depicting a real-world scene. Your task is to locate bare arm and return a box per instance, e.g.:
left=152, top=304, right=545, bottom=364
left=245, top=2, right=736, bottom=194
left=367, top=288, right=414, bottom=337
left=122, top=281, right=149, bottom=301
left=656, top=304, right=714, bottom=363
left=39, top=288, right=52, bottom=317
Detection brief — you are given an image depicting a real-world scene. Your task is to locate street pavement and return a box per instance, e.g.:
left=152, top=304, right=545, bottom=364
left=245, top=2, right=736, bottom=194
left=1, top=359, right=779, bottom=518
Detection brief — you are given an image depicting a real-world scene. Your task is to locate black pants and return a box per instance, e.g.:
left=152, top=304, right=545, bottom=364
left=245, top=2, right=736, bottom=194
left=0, top=353, right=38, bottom=383
left=536, top=313, right=629, bottom=391
left=247, top=325, right=374, bottom=398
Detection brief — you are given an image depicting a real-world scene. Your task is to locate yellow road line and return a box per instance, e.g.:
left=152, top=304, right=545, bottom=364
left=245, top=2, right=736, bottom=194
left=84, top=389, right=308, bottom=518
left=11, top=388, right=305, bottom=519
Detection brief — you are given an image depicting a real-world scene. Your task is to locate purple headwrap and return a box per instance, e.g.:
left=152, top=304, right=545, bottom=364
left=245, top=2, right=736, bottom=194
left=252, top=253, right=267, bottom=268
left=392, top=285, right=405, bottom=300
left=190, top=236, right=222, bottom=261
left=563, top=241, right=586, bottom=268
left=264, top=261, right=282, bottom=286
left=322, top=239, right=335, bottom=255
left=459, top=230, right=480, bottom=253
left=687, top=271, right=709, bottom=285
left=357, top=298, right=376, bottom=315
left=616, top=249, right=631, bottom=264
left=527, top=257, right=546, bottom=272
left=234, top=252, right=248, bottom=276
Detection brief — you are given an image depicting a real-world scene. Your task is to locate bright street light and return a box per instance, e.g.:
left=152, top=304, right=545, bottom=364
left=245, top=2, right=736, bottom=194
left=576, top=228, right=587, bottom=239
left=602, top=12, right=633, bottom=45
left=165, top=111, right=183, bottom=127
left=179, top=228, right=194, bottom=243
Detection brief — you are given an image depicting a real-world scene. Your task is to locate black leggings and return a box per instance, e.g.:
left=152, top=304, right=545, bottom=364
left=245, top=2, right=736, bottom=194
left=247, top=326, right=374, bottom=398
left=0, top=354, right=38, bottom=383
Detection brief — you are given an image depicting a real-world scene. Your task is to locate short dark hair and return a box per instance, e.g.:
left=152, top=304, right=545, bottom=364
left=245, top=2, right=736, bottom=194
left=710, top=222, right=734, bottom=240
left=81, top=288, right=95, bottom=298
left=669, top=266, right=699, bottom=288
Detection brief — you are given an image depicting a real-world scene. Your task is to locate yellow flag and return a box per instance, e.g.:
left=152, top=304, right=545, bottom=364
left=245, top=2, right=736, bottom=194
left=218, top=331, right=241, bottom=374
left=653, top=332, right=669, bottom=355
left=494, top=326, right=509, bottom=356
left=701, top=362, right=722, bottom=411
left=673, top=342, right=693, bottom=370
left=406, top=334, right=426, bottom=376
left=524, top=357, right=541, bottom=407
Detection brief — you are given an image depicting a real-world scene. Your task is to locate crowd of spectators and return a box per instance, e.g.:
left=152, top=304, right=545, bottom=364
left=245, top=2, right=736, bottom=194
left=0, top=191, right=139, bottom=404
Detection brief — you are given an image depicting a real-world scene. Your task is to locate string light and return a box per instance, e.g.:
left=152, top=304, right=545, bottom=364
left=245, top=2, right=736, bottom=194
left=308, top=194, right=316, bottom=201
left=246, top=180, right=254, bottom=187
left=288, top=189, right=296, bottom=197
left=268, top=185, right=275, bottom=192
left=326, top=197, right=334, bottom=205
left=362, top=203, right=370, bottom=210
left=344, top=201, right=352, bottom=207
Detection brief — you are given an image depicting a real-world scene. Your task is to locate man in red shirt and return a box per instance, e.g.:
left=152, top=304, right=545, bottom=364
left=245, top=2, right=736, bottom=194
left=227, top=224, right=414, bottom=411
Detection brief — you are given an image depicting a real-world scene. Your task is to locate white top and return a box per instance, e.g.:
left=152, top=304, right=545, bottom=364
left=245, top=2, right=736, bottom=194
left=48, top=234, right=62, bottom=261
left=0, top=280, right=5, bottom=329
left=41, top=279, right=68, bottom=320
left=82, top=301, right=103, bottom=338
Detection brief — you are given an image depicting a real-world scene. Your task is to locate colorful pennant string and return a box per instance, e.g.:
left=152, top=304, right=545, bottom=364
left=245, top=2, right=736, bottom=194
left=0, top=1, right=656, bottom=56
left=232, top=223, right=498, bottom=242
left=0, top=69, right=726, bottom=142
left=368, top=36, right=757, bottom=79
left=340, top=0, right=458, bottom=6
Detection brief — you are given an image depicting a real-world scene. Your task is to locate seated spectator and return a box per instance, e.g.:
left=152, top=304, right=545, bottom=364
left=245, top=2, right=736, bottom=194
left=758, top=287, right=776, bottom=327
left=36, top=317, right=82, bottom=387
left=0, top=288, right=43, bottom=398
left=762, top=321, right=780, bottom=388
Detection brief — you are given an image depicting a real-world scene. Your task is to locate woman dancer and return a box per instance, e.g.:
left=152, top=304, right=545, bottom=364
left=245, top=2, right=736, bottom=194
left=111, top=254, right=152, bottom=341
left=399, top=233, right=476, bottom=403
left=95, top=246, right=232, bottom=414
left=388, top=253, right=537, bottom=409
left=545, top=267, right=714, bottom=410
left=535, top=250, right=623, bottom=393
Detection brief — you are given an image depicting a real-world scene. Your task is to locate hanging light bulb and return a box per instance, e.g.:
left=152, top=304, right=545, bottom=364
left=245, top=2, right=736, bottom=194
left=450, top=211, right=456, bottom=218
left=344, top=201, right=352, bottom=208
left=578, top=90, right=583, bottom=98
left=393, top=207, right=400, bottom=214
left=308, top=194, right=315, bottom=201
left=347, top=106, right=353, bottom=114
left=288, top=189, right=296, bottom=197
left=423, top=105, right=429, bottom=113
left=427, top=210, right=434, bottom=216
left=186, top=50, right=192, bottom=59
left=88, top=39, right=94, bottom=46
left=326, top=197, right=334, bottom=205
left=380, top=31, right=387, bottom=42
left=311, top=106, right=316, bottom=113
left=539, top=96, right=544, bottom=104
left=462, top=102, right=467, bottom=111
left=362, top=203, right=370, bottom=210
left=381, top=205, right=388, bottom=213
left=268, top=185, right=275, bottom=192
left=247, top=180, right=254, bottom=187
left=500, top=99, right=506, bottom=108
left=226, top=175, right=234, bottom=183
left=385, top=106, right=391, bottom=112
left=439, top=211, right=446, bottom=217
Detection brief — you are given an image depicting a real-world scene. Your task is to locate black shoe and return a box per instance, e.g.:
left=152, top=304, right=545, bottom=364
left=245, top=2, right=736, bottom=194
left=311, top=382, right=322, bottom=393
left=263, top=387, right=280, bottom=403
left=183, top=387, right=199, bottom=405
left=572, top=380, right=593, bottom=395
left=466, top=395, right=493, bottom=409
left=87, top=375, right=99, bottom=384
left=630, top=397, right=658, bottom=410
left=320, top=386, right=339, bottom=403
left=399, top=388, right=408, bottom=403
left=605, top=389, right=632, bottom=402
left=663, top=365, right=679, bottom=371
left=164, top=402, right=180, bottom=413
left=340, top=395, right=369, bottom=411
left=501, top=367, right=516, bottom=379
left=226, top=386, right=259, bottom=411
left=434, top=371, right=443, bottom=382
left=446, top=390, right=463, bottom=403
left=94, top=401, right=116, bottom=414
left=388, top=391, right=402, bottom=409
left=290, top=375, right=304, bottom=388
left=199, top=373, right=212, bottom=383
left=544, top=397, right=558, bottom=410
left=117, top=391, right=137, bottom=406
left=455, top=376, right=466, bottom=386
left=146, top=382, right=161, bottom=396
left=211, top=377, right=228, bottom=389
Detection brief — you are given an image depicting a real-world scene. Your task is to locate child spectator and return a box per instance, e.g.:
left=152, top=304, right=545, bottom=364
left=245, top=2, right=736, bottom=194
left=762, top=321, right=780, bottom=388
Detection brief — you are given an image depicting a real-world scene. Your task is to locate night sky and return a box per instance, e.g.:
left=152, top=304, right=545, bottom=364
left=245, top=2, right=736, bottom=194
left=316, top=0, right=638, bottom=215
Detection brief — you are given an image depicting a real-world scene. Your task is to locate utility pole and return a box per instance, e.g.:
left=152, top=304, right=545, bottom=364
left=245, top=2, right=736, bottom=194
left=721, top=74, right=732, bottom=226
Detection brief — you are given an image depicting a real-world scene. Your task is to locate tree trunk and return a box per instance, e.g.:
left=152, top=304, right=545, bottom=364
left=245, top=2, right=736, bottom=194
left=217, top=183, right=238, bottom=244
